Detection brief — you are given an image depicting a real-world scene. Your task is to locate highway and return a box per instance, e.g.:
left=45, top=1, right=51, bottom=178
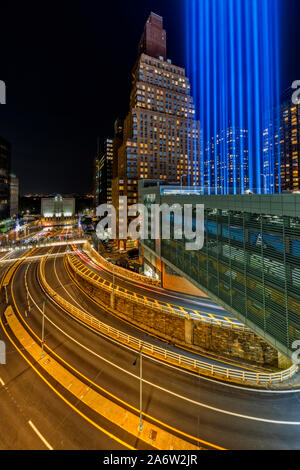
left=73, top=244, right=242, bottom=327
left=0, top=236, right=300, bottom=449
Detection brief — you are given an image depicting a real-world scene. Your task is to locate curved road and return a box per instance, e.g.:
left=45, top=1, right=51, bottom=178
left=0, top=244, right=300, bottom=449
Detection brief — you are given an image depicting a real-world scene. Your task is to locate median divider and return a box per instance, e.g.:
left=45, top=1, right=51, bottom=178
left=39, top=255, right=298, bottom=386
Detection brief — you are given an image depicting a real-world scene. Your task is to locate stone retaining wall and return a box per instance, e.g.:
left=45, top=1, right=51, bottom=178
left=68, top=257, right=279, bottom=368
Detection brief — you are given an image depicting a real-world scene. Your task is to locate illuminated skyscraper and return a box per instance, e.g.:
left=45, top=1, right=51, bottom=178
left=112, top=12, right=201, bottom=247
left=263, top=101, right=300, bottom=193
left=94, top=138, right=113, bottom=207
left=10, top=173, right=19, bottom=217
left=0, top=136, right=11, bottom=220
left=185, top=0, right=280, bottom=195
left=204, top=127, right=249, bottom=194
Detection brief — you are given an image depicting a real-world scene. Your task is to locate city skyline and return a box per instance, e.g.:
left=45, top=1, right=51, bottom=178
left=0, top=0, right=300, bottom=194
left=1, top=0, right=300, bottom=455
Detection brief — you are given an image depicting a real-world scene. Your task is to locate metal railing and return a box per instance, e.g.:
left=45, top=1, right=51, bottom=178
left=39, top=255, right=298, bottom=385
left=67, top=253, right=245, bottom=330
left=83, top=241, right=160, bottom=287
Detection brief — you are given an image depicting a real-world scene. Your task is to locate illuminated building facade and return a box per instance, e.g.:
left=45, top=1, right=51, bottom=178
left=263, top=102, right=300, bottom=193
left=204, top=127, right=249, bottom=194
left=0, top=136, right=11, bottom=220
left=185, top=0, right=281, bottom=195
left=41, top=195, right=75, bottom=219
left=10, top=173, right=19, bottom=217
left=94, top=138, right=113, bottom=207
left=112, top=12, right=201, bottom=247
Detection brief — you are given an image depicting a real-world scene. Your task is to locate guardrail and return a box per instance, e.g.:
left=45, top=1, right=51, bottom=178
left=67, top=252, right=245, bottom=331
left=83, top=241, right=160, bottom=287
left=39, top=255, right=298, bottom=386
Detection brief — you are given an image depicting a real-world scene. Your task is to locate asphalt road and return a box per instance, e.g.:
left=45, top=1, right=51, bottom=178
left=73, top=245, right=241, bottom=326
left=46, top=246, right=268, bottom=373
left=1, top=244, right=300, bottom=449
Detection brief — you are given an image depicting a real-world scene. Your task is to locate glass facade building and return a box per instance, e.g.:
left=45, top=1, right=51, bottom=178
left=139, top=182, right=300, bottom=358
left=204, top=127, right=249, bottom=194
left=263, top=101, right=300, bottom=193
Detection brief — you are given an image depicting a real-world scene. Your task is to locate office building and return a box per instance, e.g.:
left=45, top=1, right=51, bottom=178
left=94, top=138, right=113, bottom=208
left=263, top=101, right=300, bottom=193
left=41, top=194, right=75, bottom=220
left=10, top=173, right=19, bottom=217
left=112, top=12, right=201, bottom=248
left=0, top=136, right=11, bottom=220
left=204, top=127, right=249, bottom=194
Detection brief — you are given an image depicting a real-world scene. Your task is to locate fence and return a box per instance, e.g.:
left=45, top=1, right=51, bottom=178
left=68, top=252, right=245, bottom=330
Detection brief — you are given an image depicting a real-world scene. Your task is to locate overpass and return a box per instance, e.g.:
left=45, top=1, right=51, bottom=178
left=139, top=183, right=300, bottom=360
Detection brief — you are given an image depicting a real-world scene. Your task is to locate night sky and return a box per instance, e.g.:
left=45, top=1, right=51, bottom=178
left=0, top=0, right=299, bottom=195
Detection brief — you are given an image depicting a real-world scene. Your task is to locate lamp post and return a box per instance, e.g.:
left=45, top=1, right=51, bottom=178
left=25, top=291, right=57, bottom=360
left=133, top=346, right=143, bottom=432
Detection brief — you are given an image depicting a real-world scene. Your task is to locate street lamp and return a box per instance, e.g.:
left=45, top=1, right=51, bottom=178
left=25, top=291, right=57, bottom=360
left=133, top=345, right=143, bottom=432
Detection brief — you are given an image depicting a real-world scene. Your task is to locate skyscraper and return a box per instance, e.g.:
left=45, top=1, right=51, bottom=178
left=10, top=173, right=19, bottom=217
left=204, top=127, right=249, bottom=194
left=112, top=12, right=201, bottom=248
left=0, top=136, right=11, bottom=220
left=263, top=101, right=300, bottom=193
left=94, top=138, right=113, bottom=207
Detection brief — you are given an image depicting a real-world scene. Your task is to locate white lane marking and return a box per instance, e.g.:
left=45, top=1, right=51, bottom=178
left=28, top=420, right=53, bottom=450
left=53, top=252, right=253, bottom=372
left=53, top=246, right=83, bottom=309
left=48, top=251, right=300, bottom=396
left=0, top=377, right=5, bottom=386
left=26, top=277, right=300, bottom=426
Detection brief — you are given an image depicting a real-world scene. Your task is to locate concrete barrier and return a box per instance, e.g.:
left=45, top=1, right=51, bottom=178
left=83, top=241, right=160, bottom=287
left=67, top=253, right=280, bottom=368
